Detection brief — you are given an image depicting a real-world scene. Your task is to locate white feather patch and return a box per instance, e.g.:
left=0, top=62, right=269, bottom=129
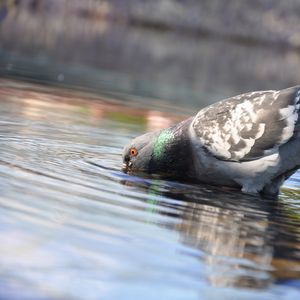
left=193, top=98, right=266, bottom=160
left=192, top=87, right=300, bottom=161
left=279, top=104, right=299, bottom=143
left=295, top=90, right=300, bottom=103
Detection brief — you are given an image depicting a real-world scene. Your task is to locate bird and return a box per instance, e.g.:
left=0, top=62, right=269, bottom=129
left=122, top=86, right=300, bottom=197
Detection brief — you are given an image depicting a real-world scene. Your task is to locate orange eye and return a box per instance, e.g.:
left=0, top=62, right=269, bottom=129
left=129, top=147, right=137, bottom=157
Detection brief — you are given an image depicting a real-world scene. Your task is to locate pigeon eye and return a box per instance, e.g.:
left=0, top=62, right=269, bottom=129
left=129, top=147, right=138, bottom=157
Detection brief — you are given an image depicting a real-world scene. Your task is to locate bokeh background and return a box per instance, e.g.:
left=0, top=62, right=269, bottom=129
left=1, top=0, right=300, bottom=108
left=2, top=2, right=300, bottom=300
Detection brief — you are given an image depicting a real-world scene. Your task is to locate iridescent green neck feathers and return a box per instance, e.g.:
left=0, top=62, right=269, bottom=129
left=153, top=129, right=174, bottom=159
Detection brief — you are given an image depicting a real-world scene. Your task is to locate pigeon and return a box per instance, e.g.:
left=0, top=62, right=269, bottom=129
left=122, top=86, right=300, bottom=197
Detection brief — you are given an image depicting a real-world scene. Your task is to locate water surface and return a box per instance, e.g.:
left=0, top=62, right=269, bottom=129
left=1, top=79, right=300, bottom=300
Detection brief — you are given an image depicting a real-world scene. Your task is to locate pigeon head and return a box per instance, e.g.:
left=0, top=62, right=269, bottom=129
left=122, top=118, right=194, bottom=179
left=122, top=130, right=160, bottom=173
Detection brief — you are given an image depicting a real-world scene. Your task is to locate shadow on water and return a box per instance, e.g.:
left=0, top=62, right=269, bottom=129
left=1, top=79, right=300, bottom=299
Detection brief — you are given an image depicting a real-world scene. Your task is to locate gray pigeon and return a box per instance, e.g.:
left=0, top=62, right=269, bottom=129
left=122, top=86, right=300, bottom=197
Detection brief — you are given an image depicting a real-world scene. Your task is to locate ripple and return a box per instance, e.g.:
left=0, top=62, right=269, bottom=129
left=1, top=81, right=300, bottom=300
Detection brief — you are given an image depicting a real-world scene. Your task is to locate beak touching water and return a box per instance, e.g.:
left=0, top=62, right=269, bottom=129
left=122, top=161, right=132, bottom=172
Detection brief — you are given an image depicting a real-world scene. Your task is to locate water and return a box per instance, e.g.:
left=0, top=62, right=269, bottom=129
left=1, top=79, right=300, bottom=300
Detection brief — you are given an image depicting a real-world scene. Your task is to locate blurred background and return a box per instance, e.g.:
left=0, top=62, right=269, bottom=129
left=2, top=2, right=300, bottom=300
left=1, top=0, right=300, bottom=108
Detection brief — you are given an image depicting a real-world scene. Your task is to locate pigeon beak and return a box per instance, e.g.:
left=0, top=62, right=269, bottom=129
left=122, top=161, right=133, bottom=172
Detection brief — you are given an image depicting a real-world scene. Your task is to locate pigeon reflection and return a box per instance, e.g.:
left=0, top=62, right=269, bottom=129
left=121, top=177, right=300, bottom=289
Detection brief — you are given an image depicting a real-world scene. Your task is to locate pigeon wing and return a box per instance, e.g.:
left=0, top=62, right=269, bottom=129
left=191, top=86, right=300, bottom=162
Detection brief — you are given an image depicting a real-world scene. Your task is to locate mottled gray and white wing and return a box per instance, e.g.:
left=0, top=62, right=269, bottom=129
left=191, top=86, right=300, bottom=161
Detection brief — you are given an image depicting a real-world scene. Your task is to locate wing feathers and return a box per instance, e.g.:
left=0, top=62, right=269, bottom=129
left=191, top=86, right=300, bottom=162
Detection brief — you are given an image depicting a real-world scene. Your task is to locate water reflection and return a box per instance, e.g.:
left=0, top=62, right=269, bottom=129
left=121, top=177, right=300, bottom=290
left=0, top=79, right=184, bottom=132
left=1, top=79, right=300, bottom=299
